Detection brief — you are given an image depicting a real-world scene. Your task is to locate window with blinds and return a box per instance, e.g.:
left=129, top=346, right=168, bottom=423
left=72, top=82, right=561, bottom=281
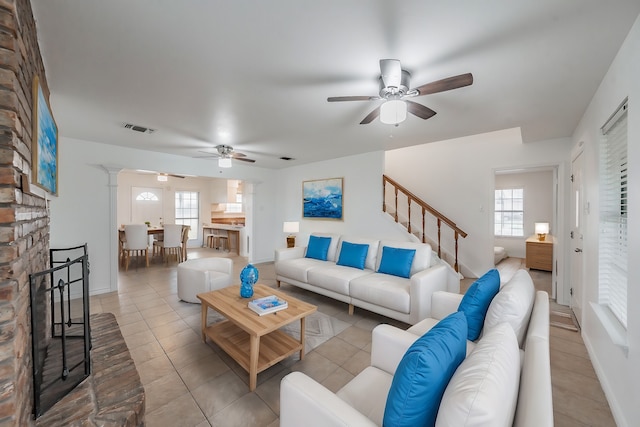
left=598, top=99, right=628, bottom=328
left=494, top=188, right=524, bottom=237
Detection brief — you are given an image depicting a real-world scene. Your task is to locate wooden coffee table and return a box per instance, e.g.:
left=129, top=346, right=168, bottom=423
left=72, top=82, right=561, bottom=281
left=197, top=283, right=317, bottom=391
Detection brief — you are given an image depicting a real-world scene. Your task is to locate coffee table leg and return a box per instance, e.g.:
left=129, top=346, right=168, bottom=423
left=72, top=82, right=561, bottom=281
left=299, top=317, right=306, bottom=360
left=249, top=334, right=260, bottom=391
left=200, top=303, right=207, bottom=342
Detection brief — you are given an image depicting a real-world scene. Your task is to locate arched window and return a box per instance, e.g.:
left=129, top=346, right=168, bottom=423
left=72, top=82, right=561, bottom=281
left=136, top=192, right=159, bottom=201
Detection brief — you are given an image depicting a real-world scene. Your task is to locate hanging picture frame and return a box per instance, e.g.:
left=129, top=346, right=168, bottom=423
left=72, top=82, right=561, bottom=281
left=32, top=76, right=58, bottom=195
left=302, top=177, right=343, bottom=220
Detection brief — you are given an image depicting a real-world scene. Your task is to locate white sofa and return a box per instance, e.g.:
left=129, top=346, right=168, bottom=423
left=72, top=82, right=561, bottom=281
left=280, top=270, right=552, bottom=427
left=275, top=234, right=460, bottom=325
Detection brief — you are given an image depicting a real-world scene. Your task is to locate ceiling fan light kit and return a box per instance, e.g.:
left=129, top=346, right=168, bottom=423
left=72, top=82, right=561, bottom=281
left=380, top=100, right=407, bottom=125
left=328, top=59, right=473, bottom=125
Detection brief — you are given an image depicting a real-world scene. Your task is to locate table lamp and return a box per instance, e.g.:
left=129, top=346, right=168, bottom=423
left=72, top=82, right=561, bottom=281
left=283, top=221, right=299, bottom=248
left=535, top=222, right=550, bottom=241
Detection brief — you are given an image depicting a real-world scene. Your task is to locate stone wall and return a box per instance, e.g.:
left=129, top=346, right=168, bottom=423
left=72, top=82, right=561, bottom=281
left=0, top=0, right=51, bottom=425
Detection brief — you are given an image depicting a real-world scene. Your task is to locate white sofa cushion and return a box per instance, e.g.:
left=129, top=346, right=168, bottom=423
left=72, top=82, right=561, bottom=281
left=435, top=322, right=521, bottom=427
left=350, top=272, right=411, bottom=314
left=336, top=366, right=393, bottom=425
left=376, top=240, right=432, bottom=277
left=484, top=269, right=535, bottom=347
left=336, top=236, right=380, bottom=271
left=276, top=258, right=333, bottom=283
left=307, top=264, right=372, bottom=295
left=309, top=233, right=341, bottom=262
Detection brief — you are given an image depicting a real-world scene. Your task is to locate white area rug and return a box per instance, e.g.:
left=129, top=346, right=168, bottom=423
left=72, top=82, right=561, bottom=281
left=280, top=311, right=351, bottom=357
left=204, top=310, right=351, bottom=358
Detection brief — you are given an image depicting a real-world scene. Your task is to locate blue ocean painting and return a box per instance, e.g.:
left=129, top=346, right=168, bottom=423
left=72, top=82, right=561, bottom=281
left=36, top=83, right=57, bottom=194
left=303, top=178, right=343, bottom=219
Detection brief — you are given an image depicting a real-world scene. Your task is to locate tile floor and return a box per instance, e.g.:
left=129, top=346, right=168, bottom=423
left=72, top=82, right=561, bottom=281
left=87, top=249, right=614, bottom=426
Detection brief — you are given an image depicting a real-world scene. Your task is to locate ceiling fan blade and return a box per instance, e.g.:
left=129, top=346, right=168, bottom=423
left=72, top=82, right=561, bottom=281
left=231, top=152, right=247, bottom=158
left=327, top=95, right=379, bottom=102
left=413, top=73, right=473, bottom=96
left=168, top=174, right=185, bottom=179
left=406, top=101, right=437, bottom=120
left=195, top=150, right=220, bottom=158
left=380, top=59, right=402, bottom=88
left=360, top=106, right=381, bottom=124
left=235, top=157, right=256, bottom=163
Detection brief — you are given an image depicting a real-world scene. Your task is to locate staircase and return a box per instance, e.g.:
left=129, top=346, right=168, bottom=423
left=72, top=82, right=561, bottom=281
left=382, top=175, right=467, bottom=274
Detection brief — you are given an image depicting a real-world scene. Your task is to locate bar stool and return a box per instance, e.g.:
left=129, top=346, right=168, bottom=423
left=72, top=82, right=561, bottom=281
left=206, top=234, right=228, bottom=251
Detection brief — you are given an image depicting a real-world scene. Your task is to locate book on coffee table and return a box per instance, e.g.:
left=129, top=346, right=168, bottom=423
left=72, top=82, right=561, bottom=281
left=248, top=295, right=288, bottom=316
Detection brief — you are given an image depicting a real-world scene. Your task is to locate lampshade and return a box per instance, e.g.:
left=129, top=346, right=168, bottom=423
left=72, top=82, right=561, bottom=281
left=156, top=174, right=168, bottom=182
left=379, top=100, right=407, bottom=125
left=218, top=157, right=232, bottom=168
left=283, top=221, right=299, bottom=234
left=534, top=222, right=550, bottom=234
left=535, top=222, right=550, bottom=241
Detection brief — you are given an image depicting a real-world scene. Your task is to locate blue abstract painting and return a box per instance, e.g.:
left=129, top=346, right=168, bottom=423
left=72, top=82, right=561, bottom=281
left=33, top=77, right=58, bottom=195
left=303, top=178, right=343, bottom=219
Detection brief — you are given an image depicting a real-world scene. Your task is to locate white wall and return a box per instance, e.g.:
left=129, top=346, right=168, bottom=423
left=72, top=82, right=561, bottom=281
left=275, top=151, right=411, bottom=249
left=570, top=15, right=640, bottom=427
left=494, top=170, right=555, bottom=258
left=49, top=137, right=278, bottom=294
left=385, top=128, right=571, bottom=280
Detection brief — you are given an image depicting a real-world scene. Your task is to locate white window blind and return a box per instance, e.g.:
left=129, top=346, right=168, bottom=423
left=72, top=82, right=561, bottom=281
left=175, top=191, right=199, bottom=240
left=599, top=100, right=628, bottom=328
left=494, top=188, right=524, bottom=237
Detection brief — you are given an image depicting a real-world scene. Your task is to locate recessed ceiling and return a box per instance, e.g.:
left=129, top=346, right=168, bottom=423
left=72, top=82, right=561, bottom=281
left=31, top=1, right=640, bottom=169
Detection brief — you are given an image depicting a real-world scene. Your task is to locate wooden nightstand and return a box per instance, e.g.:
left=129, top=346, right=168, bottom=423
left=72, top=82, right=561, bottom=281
left=526, top=235, right=554, bottom=271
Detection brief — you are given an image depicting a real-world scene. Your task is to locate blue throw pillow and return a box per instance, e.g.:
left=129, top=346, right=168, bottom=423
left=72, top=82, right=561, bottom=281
left=305, top=235, right=332, bottom=261
left=377, top=246, right=416, bottom=278
left=336, top=241, right=369, bottom=269
left=457, top=268, right=500, bottom=341
left=383, top=312, right=467, bottom=427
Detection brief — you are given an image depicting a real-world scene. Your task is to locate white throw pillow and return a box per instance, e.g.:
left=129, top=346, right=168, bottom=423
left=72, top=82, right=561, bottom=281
left=435, top=322, right=520, bottom=427
left=483, top=269, right=535, bottom=347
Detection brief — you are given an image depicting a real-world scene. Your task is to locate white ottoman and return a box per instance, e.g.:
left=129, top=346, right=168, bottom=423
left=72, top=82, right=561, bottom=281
left=177, top=258, right=234, bottom=303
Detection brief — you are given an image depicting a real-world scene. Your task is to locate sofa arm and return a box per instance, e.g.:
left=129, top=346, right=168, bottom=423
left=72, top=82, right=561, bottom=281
left=280, top=372, right=377, bottom=427
left=370, top=324, right=420, bottom=375
left=275, top=246, right=306, bottom=262
left=431, top=291, right=464, bottom=320
left=408, top=263, right=449, bottom=324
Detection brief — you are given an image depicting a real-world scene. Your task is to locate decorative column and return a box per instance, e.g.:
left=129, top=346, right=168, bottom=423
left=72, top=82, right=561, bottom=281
left=102, top=166, right=122, bottom=292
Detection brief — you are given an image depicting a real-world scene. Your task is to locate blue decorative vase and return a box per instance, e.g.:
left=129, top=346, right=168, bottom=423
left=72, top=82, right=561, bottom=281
left=240, top=264, right=259, bottom=298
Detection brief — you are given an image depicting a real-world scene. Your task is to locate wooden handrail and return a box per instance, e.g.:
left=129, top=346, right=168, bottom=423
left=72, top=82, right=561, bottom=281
left=382, top=175, right=468, bottom=272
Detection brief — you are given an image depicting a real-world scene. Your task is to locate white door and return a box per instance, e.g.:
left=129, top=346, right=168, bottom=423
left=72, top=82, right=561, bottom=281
left=131, top=187, right=163, bottom=225
left=570, top=152, right=584, bottom=325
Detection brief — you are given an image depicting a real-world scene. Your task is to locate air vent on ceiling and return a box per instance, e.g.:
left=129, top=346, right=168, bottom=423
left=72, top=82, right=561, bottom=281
left=123, top=123, right=156, bottom=134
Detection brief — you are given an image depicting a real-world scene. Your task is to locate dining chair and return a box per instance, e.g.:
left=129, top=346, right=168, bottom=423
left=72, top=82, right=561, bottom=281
left=122, top=224, right=149, bottom=271
left=153, top=224, right=183, bottom=263
left=181, top=225, right=190, bottom=261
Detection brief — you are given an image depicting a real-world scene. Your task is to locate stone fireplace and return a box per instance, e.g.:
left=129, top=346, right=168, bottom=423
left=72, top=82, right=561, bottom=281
left=0, top=2, right=145, bottom=426
left=0, top=0, right=52, bottom=425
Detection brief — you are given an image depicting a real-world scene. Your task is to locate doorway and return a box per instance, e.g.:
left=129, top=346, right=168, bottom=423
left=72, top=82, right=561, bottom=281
left=493, top=167, right=558, bottom=299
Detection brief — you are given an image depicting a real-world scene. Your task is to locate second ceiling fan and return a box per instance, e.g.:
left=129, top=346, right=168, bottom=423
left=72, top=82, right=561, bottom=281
left=328, top=59, right=473, bottom=125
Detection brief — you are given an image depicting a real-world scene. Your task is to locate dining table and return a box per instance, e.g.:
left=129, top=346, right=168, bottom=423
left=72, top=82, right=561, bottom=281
left=118, top=225, right=190, bottom=264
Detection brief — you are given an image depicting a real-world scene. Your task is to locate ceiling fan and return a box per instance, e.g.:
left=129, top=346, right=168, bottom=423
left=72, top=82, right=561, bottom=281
left=196, top=144, right=256, bottom=167
left=328, top=59, right=473, bottom=125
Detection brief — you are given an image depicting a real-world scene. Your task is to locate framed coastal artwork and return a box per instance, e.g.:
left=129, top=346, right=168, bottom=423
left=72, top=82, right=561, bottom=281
left=302, top=177, right=343, bottom=220
left=32, top=76, right=58, bottom=195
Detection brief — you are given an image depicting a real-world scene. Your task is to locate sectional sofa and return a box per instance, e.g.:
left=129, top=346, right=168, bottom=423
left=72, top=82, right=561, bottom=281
left=275, top=233, right=460, bottom=324
left=280, top=269, right=552, bottom=426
